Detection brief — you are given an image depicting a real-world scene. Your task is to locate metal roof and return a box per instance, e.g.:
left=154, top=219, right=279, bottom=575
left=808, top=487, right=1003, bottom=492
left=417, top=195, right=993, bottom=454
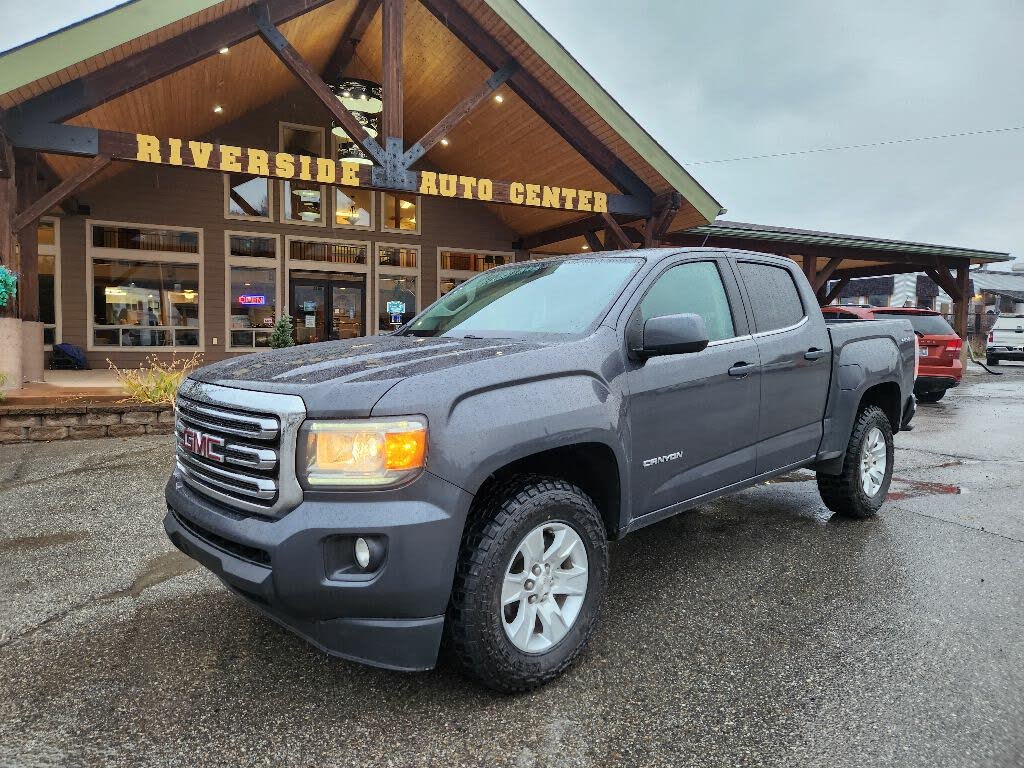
left=685, top=220, right=1011, bottom=263
left=970, top=270, right=1024, bottom=291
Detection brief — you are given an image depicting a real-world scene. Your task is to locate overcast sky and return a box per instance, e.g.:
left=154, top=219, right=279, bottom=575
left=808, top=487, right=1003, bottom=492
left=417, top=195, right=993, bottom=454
left=2, top=0, right=1021, bottom=268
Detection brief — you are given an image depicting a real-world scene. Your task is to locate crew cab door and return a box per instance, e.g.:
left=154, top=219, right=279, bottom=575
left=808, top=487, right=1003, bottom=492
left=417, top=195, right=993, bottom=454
left=624, top=258, right=761, bottom=519
left=733, top=260, right=832, bottom=474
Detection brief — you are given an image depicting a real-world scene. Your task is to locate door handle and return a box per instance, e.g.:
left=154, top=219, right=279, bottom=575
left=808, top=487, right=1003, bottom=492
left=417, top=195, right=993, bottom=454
left=728, top=362, right=755, bottom=378
left=804, top=348, right=826, bottom=360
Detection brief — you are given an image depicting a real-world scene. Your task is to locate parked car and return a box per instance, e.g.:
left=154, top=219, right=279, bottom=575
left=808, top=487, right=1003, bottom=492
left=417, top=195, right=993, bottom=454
left=165, top=249, right=916, bottom=692
left=986, top=314, right=1024, bottom=365
left=822, top=306, right=962, bottom=402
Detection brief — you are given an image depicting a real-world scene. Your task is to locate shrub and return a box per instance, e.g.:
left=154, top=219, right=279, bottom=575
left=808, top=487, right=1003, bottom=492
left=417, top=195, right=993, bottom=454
left=0, top=371, right=7, bottom=402
left=269, top=315, right=295, bottom=348
left=108, top=354, right=203, bottom=406
left=0, top=266, right=16, bottom=309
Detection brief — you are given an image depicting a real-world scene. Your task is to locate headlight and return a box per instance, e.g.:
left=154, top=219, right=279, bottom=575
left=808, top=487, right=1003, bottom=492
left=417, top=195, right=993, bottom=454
left=298, top=417, right=427, bottom=489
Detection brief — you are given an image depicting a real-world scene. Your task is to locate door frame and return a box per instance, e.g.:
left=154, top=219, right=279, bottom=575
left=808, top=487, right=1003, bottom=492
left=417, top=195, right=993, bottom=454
left=288, top=271, right=368, bottom=343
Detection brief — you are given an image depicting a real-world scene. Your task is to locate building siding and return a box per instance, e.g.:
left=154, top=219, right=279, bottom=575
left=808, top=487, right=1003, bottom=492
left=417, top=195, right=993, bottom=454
left=55, top=87, right=518, bottom=368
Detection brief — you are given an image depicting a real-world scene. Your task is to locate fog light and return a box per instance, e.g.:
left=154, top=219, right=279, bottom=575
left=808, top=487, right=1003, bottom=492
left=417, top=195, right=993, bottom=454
left=354, top=537, right=371, bottom=569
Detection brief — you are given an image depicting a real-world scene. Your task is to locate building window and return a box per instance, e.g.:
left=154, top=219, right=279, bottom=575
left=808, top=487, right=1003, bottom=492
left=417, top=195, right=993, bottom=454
left=225, top=173, right=272, bottom=221
left=280, top=122, right=326, bottom=226
left=334, top=187, right=373, bottom=230
left=376, top=244, right=420, bottom=333
left=88, top=221, right=202, bottom=349
left=437, top=248, right=512, bottom=295
left=289, top=239, right=367, bottom=265
left=37, top=219, right=60, bottom=347
left=91, top=224, right=198, bottom=253
left=226, top=234, right=279, bottom=350
left=382, top=192, right=419, bottom=234
left=91, top=259, right=201, bottom=348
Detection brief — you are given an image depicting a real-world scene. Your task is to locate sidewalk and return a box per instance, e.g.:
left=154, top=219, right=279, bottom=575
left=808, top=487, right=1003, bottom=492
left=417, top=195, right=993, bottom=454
left=2, top=370, right=125, bottom=406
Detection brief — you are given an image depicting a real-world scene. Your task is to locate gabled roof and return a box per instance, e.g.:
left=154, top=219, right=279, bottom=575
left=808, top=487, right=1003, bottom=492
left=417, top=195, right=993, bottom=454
left=0, top=0, right=724, bottom=237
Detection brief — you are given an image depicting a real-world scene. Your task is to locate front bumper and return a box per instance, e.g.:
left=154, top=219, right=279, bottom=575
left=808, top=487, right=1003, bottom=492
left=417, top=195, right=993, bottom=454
left=164, top=469, right=473, bottom=671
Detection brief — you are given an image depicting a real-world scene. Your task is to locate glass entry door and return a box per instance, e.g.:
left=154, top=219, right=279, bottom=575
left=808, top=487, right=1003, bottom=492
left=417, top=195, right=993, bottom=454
left=289, top=272, right=365, bottom=343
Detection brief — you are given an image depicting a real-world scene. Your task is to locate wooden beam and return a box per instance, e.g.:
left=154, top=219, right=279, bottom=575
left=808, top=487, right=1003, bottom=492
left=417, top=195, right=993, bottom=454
left=0, top=135, right=15, bottom=318
left=925, top=267, right=961, bottom=301
left=822, top=278, right=849, bottom=306
left=252, top=3, right=386, bottom=165
left=14, top=154, right=42, bottom=320
left=515, top=212, right=639, bottom=250
left=583, top=230, right=604, bottom=252
left=11, top=0, right=336, bottom=125
left=13, top=155, right=111, bottom=233
left=831, top=263, right=933, bottom=280
left=381, top=0, right=404, bottom=145
left=419, top=0, right=654, bottom=205
left=647, top=192, right=681, bottom=247
left=812, top=256, right=844, bottom=292
left=802, top=254, right=817, bottom=284
left=954, top=266, right=970, bottom=364
left=229, top=189, right=261, bottom=218
left=404, top=63, right=518, bottom=165
left=6, top=123, right=650, bottom=215
left=601, top=212, right=633, bottom=250
left=323, top=0, right=381, bottom=77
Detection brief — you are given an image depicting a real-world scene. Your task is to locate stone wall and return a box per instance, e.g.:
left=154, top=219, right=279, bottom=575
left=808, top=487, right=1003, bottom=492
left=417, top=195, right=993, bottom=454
left=0, top=403, right=174, bottom=443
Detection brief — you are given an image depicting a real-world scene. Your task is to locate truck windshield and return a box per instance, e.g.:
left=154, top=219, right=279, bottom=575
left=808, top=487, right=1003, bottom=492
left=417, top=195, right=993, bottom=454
left=401, top=258, right=640, bottom=339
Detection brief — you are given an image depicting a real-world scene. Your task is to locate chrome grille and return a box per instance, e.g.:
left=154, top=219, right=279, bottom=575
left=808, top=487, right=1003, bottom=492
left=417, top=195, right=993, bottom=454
left=174, top=380, right=306, bottom=517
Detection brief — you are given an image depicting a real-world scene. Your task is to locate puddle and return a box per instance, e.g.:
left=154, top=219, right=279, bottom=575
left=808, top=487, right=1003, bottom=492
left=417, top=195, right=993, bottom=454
left=0, top=530, right=91, bottom=555
left=887, top=477, right=964, bottom=501
left=100, top=551, right=200, bottom=601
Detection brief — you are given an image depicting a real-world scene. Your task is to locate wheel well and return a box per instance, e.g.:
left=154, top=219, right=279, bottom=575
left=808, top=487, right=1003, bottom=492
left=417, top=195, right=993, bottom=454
left=475, top=443, right=622, bottom=539
left=860, top=382, right=902, bottom=430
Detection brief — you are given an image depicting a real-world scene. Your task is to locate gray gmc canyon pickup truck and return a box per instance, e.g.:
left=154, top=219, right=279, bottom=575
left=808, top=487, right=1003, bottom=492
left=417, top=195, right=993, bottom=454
left=165, top=248, right=917, bottom=691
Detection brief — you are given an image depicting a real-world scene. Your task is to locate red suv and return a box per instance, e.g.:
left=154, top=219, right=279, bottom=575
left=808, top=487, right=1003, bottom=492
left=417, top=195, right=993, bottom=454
left=822, top=306, right=962, bottom=402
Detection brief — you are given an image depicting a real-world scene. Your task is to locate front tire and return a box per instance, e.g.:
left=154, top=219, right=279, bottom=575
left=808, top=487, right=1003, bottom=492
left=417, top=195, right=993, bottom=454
left=817, top=405, right=894, bottom=518
left=446, top=475, right=609, bottom=692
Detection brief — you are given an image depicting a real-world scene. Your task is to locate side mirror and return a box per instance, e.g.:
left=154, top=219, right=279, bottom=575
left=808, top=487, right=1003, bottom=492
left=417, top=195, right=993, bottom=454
left=636, top=313, right=709, bottom=358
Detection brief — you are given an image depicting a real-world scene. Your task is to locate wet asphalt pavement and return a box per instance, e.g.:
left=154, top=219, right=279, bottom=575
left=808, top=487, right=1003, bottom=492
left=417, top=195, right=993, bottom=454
left=1, top=365, right=1022, bottom=767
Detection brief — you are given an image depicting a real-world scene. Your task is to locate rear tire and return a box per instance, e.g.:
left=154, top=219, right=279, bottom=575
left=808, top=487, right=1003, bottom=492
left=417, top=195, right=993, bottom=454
left=446, top=475, right=609, bottom=692
left=817, top=405, right=894, bottom=518
left=917, top=390, right=945, bottom=403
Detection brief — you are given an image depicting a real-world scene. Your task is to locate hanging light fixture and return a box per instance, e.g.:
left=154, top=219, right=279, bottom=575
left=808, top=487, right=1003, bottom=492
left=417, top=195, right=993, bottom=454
left=337, top=142, right=374, bottom=166
left=326, top=77, right=383, bottom=114
left=331, top=111, right=380, bottom=141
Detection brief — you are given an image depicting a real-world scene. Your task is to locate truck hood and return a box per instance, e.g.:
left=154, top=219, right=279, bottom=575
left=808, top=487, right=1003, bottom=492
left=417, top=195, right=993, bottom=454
left=189, top=335, right=541, bottom=417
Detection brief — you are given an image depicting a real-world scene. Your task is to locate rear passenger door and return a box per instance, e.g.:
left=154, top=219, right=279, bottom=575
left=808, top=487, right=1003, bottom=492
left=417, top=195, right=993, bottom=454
left=625, top=258, right=761, bottom=518
left=734, top=260, right=832, bottom=475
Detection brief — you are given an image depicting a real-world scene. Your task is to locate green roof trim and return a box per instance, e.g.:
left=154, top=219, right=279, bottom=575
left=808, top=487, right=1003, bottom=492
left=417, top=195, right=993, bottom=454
left=484, top=0, right=724, bottom=223
left=0, top=0, right=223, bottom=96
left=691, top=221, right=1011, bottom=263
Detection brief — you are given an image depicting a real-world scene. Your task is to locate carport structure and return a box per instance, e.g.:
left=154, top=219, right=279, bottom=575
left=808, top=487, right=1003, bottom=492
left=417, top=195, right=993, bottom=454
left=525, top=216, right=1010, bottom=343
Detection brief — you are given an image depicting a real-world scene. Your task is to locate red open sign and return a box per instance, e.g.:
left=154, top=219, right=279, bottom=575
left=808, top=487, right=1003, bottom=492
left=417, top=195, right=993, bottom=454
left=238, top=295, right=266, bottom=306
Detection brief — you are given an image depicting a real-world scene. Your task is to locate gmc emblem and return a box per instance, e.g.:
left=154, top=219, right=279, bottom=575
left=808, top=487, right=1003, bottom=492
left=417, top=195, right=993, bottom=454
left=181, top=425, right=225, bottom=462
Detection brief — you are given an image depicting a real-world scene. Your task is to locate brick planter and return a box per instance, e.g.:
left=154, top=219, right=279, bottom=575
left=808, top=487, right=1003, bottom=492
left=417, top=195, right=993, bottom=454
left=0, top=403, right=174, bottom=443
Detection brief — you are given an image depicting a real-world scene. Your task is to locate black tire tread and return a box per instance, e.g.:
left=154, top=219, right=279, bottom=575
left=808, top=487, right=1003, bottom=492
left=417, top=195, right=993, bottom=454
left=445, top=474, right=608, bottom=693
left=817, top=405, right=893, bottom=518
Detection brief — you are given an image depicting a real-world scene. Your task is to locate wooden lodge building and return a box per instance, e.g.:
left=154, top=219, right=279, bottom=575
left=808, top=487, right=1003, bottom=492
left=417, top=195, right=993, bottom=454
left=0, top=0, right=1010, bottom=384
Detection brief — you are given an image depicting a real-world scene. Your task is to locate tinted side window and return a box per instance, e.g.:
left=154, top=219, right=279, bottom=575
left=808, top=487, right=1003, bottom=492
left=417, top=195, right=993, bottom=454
left=737, top=262, right=805, bottom=332
left=639, top=261, right=735, bottom=341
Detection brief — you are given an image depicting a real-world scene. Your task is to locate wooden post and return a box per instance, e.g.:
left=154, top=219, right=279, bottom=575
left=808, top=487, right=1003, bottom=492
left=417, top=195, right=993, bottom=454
left=0, top=134, right=16, bottom=319
left=955, top=263, right=971, bottom=367
left=15, top=154, right=41, bottom=321
left=381, top=0, right=403, bottom=147
left=583, top=230, right=603, bottom=252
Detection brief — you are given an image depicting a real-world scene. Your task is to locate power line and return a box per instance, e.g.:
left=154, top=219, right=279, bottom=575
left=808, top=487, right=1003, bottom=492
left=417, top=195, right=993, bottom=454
left=686, top=124, right=1024, bottom=166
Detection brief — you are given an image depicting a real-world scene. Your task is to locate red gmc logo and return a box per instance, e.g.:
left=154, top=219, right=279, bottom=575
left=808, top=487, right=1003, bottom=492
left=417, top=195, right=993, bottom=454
left=181, top=425, right=225, bottom=462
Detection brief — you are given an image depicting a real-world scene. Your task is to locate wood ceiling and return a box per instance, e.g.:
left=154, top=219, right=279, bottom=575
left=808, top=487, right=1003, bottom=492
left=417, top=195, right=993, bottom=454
left=9, top=0, right=715, bottom=243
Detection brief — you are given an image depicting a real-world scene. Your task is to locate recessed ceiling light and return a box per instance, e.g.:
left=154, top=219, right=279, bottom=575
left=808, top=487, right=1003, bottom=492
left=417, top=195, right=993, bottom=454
left=494, top=93, right=504, bottom=104
left=440, top=138, right=450, bottom=147
left=213, top=105, right=224, bottom=113
left=581, top=244, right=589, bottom=250
left=219, top=46, right=230, bottom=54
